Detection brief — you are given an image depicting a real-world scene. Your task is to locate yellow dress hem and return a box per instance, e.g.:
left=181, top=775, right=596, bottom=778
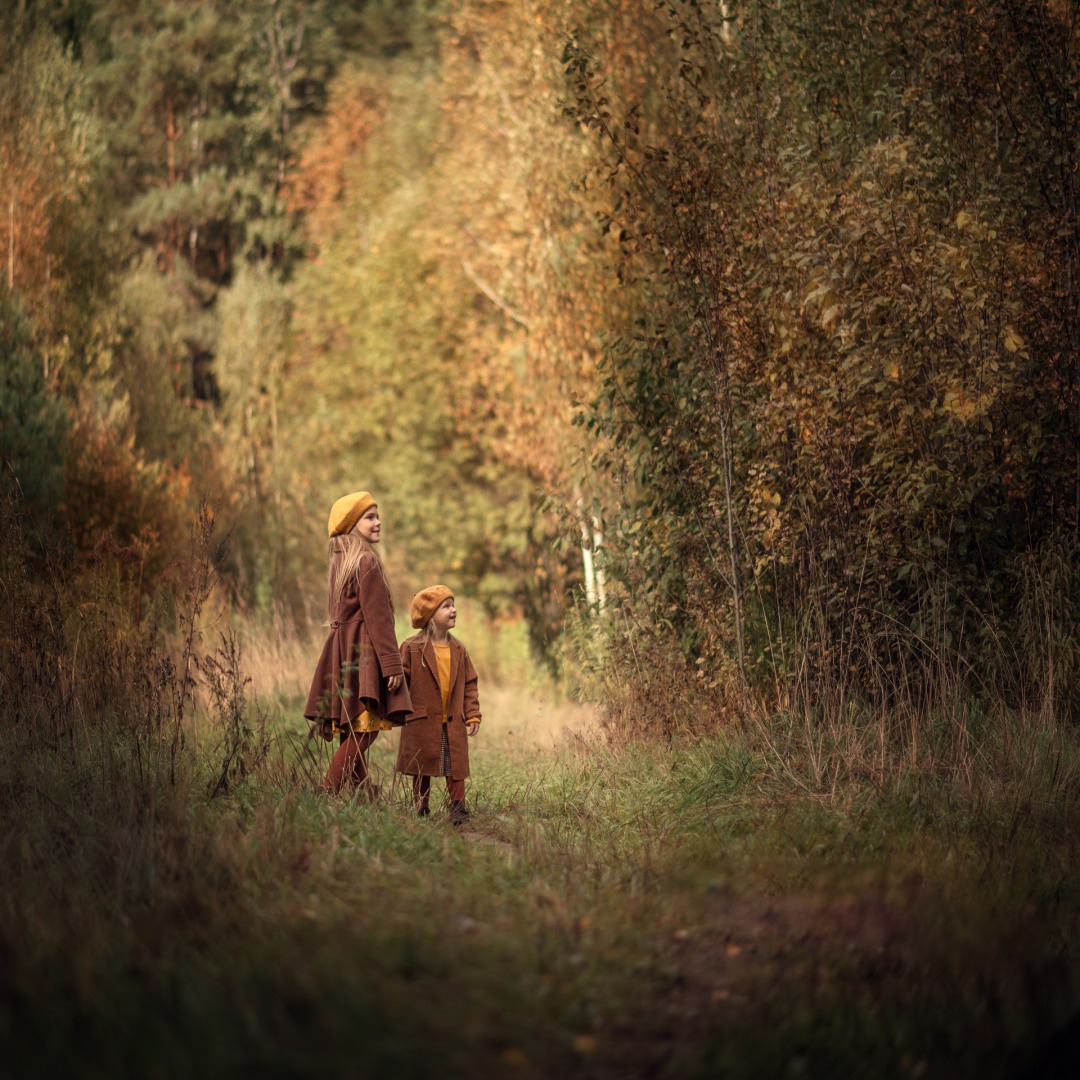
left=332, top=708, right=393, bottom=735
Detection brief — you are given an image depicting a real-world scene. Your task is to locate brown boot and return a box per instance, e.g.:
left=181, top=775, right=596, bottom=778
left=449, top=800, right=470, bottom=825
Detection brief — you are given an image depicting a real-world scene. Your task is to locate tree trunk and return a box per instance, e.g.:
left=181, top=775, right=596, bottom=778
left=720, top=411, right=746, bottom=679
left=592, top=517, right=607, bottom=611
left=166, top=96, right=178, bottom=271
left=8, top=196, right=14, bottom=290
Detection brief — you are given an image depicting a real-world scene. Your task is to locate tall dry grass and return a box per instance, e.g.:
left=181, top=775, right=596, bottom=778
left=230, top=601, right=321, bottom=705
left=0, top=493, right=278, bottom=898
left=567, top=534, right=1080, bottom=859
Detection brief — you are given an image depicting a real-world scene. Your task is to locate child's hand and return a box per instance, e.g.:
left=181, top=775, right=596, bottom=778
left=387, top=674, right=403, bottom=692
left=467, top=721, right=480, bottom=737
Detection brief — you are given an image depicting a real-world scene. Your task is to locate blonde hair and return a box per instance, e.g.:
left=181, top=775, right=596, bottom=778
left=327, top=530, right=394, bottom=617
left=422, top=597, right=456, bottom=640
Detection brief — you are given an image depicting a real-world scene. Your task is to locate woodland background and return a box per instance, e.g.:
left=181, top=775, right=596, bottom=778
left=4, top=0, right=1080, bottom=704
left=2, top=1, right=1080, bottom=1077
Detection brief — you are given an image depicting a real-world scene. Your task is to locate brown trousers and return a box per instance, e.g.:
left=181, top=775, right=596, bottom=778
left=323, top=731, right=378, bottom=793
left=413, top=774, right=465, bottom=805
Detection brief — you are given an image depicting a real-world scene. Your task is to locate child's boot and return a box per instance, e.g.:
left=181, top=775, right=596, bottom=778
left=449, top=800, right=470, bottom=825
left=414, top=776, right=431, bottom=817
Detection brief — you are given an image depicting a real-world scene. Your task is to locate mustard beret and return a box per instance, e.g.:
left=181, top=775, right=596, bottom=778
left=328, top=491, right=376, bottom=538
left=411, top=584, right=454, bottom=629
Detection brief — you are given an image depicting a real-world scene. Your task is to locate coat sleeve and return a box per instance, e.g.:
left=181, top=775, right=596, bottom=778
left=356, top=556, right=404, bottom=677
left=462, top=648, right=481, bottom=723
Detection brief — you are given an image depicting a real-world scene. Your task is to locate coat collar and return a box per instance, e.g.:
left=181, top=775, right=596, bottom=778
left=419, top=634, right=461, bottom=691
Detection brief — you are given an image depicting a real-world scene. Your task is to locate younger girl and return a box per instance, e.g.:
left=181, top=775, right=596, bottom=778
left=396, top=586, right=481, bottom=823
left=305, top=491, right=412, bottom=798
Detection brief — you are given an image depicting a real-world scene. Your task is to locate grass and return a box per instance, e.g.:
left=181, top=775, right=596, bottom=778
left=2, top=504, right=1078, bottom=1079
left=2, top=671, right=1078, bottom=1079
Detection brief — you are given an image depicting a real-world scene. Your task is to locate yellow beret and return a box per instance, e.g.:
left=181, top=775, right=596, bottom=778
left=411, top=584, right=454, bottom=629
left=328, top=491, right=376, bottom=538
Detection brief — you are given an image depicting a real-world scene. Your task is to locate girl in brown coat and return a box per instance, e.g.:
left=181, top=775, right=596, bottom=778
left=304, top=491, right=412, bottom=798
left=396, top=586, right=481, bottom=823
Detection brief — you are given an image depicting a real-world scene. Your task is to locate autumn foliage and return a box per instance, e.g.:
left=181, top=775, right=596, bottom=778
left=2, top=0, right=1079, bottom=709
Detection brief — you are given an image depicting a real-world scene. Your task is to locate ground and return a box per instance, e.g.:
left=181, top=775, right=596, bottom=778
left=2, top=676, right=1078, bottom=1078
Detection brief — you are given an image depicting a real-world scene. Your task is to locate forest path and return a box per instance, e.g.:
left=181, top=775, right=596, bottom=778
left=269, top=673, right=1068, bottom=1076
left=442, top=687, right=941, bottom=1077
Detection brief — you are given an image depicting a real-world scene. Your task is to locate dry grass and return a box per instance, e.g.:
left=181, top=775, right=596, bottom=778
left=231, top=601, right=321, bottom=705
left=2, top=498, right=1079, bottom=1078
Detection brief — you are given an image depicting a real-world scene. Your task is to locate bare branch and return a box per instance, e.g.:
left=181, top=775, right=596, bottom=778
left=460, top=258, right=530, bottom=328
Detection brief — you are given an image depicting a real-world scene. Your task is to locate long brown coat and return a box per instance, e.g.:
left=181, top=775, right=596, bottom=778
left=304, top=554, right=412, bottom=731
left=395, top=633, right=481, bottom=779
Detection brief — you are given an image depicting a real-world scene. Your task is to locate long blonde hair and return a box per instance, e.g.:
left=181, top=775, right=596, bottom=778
left=327, top=531, right=394, bottom=617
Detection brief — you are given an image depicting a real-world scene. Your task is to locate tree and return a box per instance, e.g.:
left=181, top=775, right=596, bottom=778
left=0, top=18, right=107, bottom=366
left=566, top=0, right=1080, bottom=692
left=0, top=297, right=67, bottom=516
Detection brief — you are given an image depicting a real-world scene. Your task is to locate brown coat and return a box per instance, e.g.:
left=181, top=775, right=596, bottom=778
left=304, top=554, right=412, bottom=731
left=395, top=633, right=481, bottom=779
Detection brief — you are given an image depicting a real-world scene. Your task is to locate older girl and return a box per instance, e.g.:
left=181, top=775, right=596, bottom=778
left=396, top=586, right=481, bottom=823
left=305, top=491, right=412, bottom=798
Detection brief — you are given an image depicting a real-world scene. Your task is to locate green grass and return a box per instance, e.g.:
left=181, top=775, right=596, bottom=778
left=3, top=681, right=1078, bottom=1080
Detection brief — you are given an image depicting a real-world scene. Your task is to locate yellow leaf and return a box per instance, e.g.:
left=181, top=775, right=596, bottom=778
left=1003, top=326, right=1024, bottom=353
left=955, top=210, right=972, bottom=229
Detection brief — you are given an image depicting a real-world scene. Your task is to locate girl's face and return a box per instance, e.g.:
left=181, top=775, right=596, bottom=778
left=430, top=596, right=456, bottom=633
left=353, top=504, right=381, bottom=543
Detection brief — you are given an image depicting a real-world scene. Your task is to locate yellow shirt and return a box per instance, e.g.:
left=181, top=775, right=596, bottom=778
left=434, top=642, right=451, bottom=723
left=432, top=638, right=481, bottom=727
